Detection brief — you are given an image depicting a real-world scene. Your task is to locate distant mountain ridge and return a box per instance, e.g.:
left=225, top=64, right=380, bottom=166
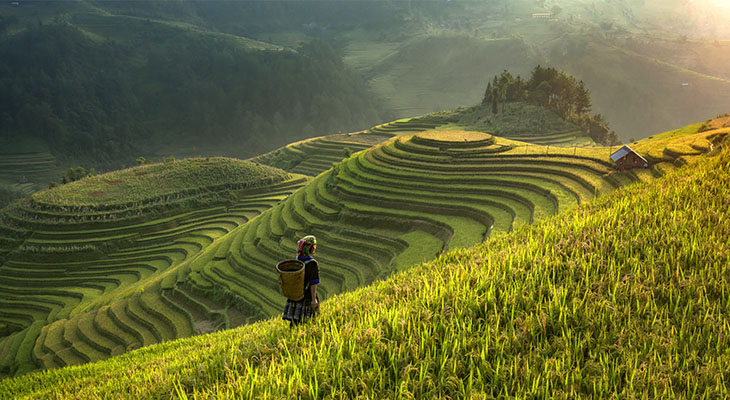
left=0, top=3, right=389, bottom=169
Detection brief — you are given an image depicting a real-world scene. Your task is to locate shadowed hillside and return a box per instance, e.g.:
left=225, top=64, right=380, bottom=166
left=0, top=6, right=388, bottom=169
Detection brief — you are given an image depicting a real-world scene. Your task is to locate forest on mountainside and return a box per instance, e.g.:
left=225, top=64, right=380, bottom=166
left=0, top=22, right=387, bottom=168
left=2, top=0, right=729, bottom=170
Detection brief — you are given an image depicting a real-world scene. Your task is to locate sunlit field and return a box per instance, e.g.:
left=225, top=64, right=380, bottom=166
left=1, top=143, right=728, bottom=399
left=1, top=1, right=729, bottom=396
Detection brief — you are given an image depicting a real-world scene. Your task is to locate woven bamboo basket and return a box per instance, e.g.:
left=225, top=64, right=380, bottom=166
left=276, top=259, right=305, bottom=301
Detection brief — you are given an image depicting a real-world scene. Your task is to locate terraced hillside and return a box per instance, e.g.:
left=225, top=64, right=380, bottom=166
left=2, top=128, right=727, bottom=399
left=378, top=105, right=596, bottom=147
left=0, top=158, right=307, bottom=377
left=0, top=123, right=722, bottom=377
left=367, top=106, right=595, bottom=147
left=253, top=104, right=598, bottom=180
left=451, top=102, right=597, bottom=146
left=187, top=127, right=720, bottom=328
left=0, top=152, right=57, bottom=191
left=0, top=149, right=60, bottom=206
left=252, top=131, right=393, bottom=177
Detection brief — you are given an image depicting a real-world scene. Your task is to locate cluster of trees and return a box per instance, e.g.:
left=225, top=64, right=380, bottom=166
left=482, top=66, right=620, bottom=145
left=0, top=22, right=388, bottom=168
left=61, top=167, right=95, bottom=184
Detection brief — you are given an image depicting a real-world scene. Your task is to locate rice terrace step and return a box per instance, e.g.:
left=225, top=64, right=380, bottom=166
left=0, top=116, right=724, bottom=382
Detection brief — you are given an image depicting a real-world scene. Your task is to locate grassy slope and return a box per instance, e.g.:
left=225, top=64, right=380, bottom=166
left=452, top=102, right=592, bottom=145
left=0, top=137, right=60, bottom=208
left=2, top=147, right=728, bottom=399
left=32, top=158, right=288, bottom=208
left=332, top=0, right=730, bottom=144
left=622, top=37, right=730, bottom=82
left=553, top=35, right=730, bottom=143
left=253, top=101, right=596, bottom=177
left=0, top=158, right=300, bottom=377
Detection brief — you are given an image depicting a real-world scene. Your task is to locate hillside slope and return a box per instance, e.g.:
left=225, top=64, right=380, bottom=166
left=0, top=158, right=306, bottom=377
left=364, top=36, right=541, bottom=116
left=0, top=119, right=723, bottom=378
left=0, top=5, right=388, bottom=168
left=552, top=34, right=730, bottom=143
left=1, top=139, right=728, bottom=399
left=181, top=124, right=720, bottom=333
left=249, top=103, right=596, bottom=181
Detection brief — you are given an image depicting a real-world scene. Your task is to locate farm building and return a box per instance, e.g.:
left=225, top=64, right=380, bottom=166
left=610, top=145, right=648, bottom=170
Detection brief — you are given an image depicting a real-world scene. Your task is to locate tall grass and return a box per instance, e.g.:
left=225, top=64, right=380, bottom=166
left=2, top=147, right=728, bottom=399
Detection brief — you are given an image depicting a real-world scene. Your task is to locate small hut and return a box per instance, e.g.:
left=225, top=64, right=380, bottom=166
left=610, top=145, right=648, bottom=170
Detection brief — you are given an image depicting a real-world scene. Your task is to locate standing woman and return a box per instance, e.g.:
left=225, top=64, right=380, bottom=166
left=283, top=235, right=320, bottom=326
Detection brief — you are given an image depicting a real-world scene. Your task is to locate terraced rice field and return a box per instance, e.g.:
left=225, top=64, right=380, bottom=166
left=6, top=143, right=727, bottom=399
left=0, top=160, right=307, bottom=376
left=252, top=132, right=392, bottom=177
left=0, top=152, right=59, bottom=195
left=253, top=115, right=464, bottom=177
left=254, top=107, right=597, bottom=181
left=504, top=128, right=593, bottom=146
left=0, top=124, right=720, bottom=377
left=187, top=128, right=715, bottom=330
left=369, top=111, right=595, bottom=148
left=368, top=118, right=445, bottom=136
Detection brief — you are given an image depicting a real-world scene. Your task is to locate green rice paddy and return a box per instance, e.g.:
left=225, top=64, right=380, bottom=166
left=0, top=158, right=306, bottom=377
left=2, top=137, right=728, bottom=399
left=184, top=125, right=713, bottom=346
left=0, top=117, right=722, bottom=380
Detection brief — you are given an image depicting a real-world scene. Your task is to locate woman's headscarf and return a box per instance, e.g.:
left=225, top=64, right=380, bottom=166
left=296, top=235, right=317, bottom=258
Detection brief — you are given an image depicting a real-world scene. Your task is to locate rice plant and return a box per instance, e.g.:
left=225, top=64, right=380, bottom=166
left=2, top=144, right=728, bottom=400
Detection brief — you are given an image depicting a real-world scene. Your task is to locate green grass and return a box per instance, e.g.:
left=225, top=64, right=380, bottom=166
left=32, top=157, right=288, bottom=208
left=185, top=125, right=709, bottom=340
left=340, top=155, right=538, bottom=224
left=252, top=132, right=382, bottom=177
left=0, top=117, right=720, bottom=379
left=189, top=124, right=704, bottom=332
left=74, top=312, right=119, bottom=356
left=390, top=231, right=443, bottom=270
left=456, top=102, right=588, bottom=145
left=108, top=300, right=155, bottom=348
left=2, top=143, right=728, bottom=399
left=632, top=124, right=728, bottom=163
left=0, top=164, right=305, bottom=377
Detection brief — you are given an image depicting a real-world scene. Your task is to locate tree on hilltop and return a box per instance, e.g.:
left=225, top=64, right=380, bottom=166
left=480, top=65, right=619, bottom=145
left=483, top=70, right=526, bottom=114
left=61, top=166, right=94, bottom=184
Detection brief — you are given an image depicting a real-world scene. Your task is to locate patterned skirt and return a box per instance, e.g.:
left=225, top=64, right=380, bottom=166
left=282, top=298, right=317, bottom=323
